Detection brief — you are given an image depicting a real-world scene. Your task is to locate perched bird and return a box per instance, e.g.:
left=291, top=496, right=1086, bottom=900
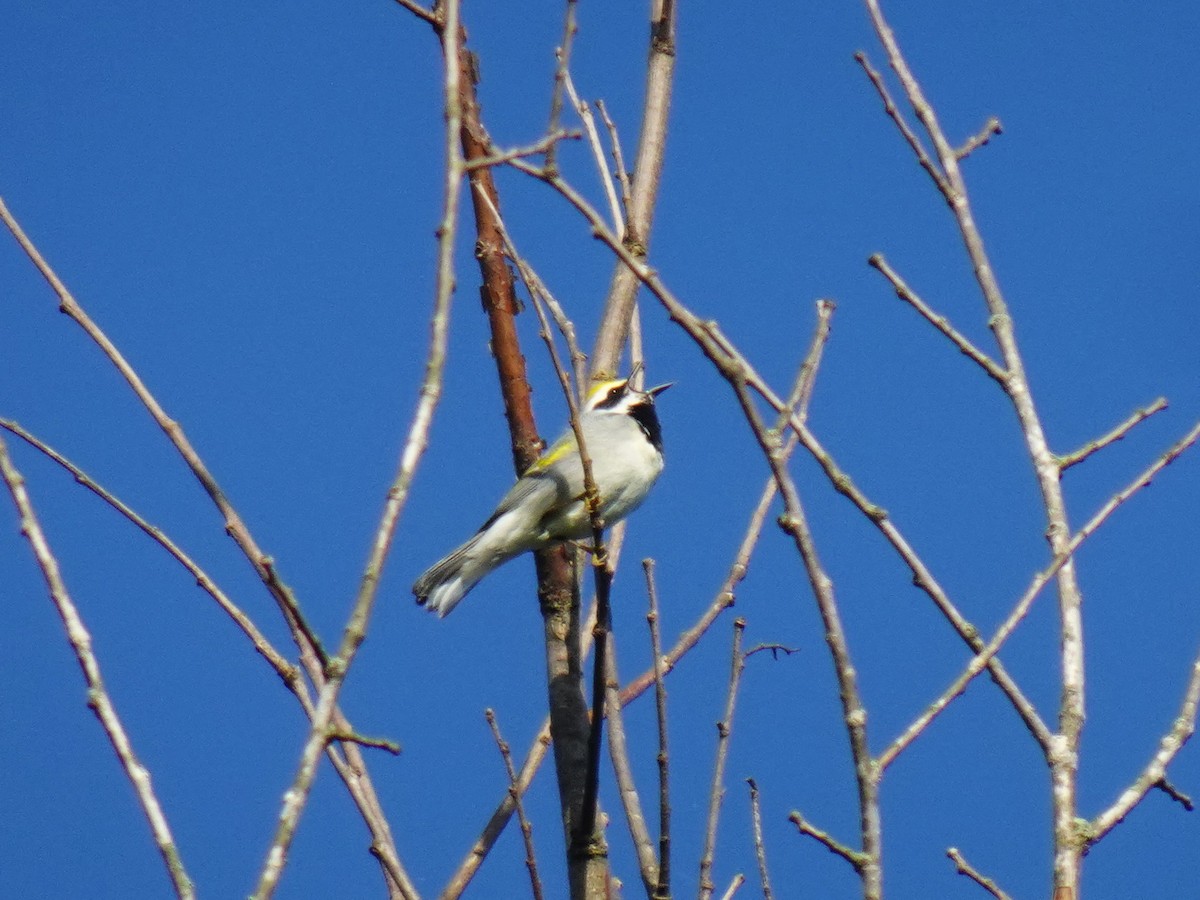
left=413, top=376, right=672, bottom=617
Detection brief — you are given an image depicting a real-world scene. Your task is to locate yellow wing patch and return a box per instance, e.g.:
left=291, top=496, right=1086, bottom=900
left=527, top=434, right=577, bottom=473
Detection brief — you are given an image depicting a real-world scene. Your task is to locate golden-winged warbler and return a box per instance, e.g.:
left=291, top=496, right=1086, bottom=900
left=413, top=376, right=671, bottom=616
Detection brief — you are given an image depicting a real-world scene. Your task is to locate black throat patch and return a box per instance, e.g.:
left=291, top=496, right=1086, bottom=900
left=629, top=401, right=664, bottom=452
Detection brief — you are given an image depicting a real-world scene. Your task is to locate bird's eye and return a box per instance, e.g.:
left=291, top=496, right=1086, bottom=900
left=608, top=386, right=623, bottom=402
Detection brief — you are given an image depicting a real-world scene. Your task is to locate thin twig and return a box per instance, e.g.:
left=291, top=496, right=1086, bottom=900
left=946, top=847, right=1012, bottom=900
left=730, top=378, right=881, bottom=899
left=544, top=0, right=578, bottom=175
left=324, top=731, right=402, bottom=755
left=388, top=0, right=440, bottom=27
left=954, top=116, right=1003, bottom=160
left=252, top=0, right=470, bottom=893
left=469, top=185, right=588, bottom=394
left=745, top=779, right=774, bottom=900
left=645, top=560, right=672, bottom=899
left=1058, top=398, right=1169, bottom=471
left=787, top=811, right=867, bottom=872
left=463, top=129, right=581, bottom=171
left=591, top=0, right=678, bottom=376
left=486, top=709, right=545, bottom=900
left=868, top=254, right=1008, bottom=385
left=603, top=636, right=659, bottom=897
left=718, top=873, right=746, bottom=900
left=698, top=619, right=747, bottom=900
left=853, top=51, right=948, bottom=193
left=562, top=69, right=624, bottom=234
left=0, top=435, right=195, bottom=899
left=1154, top=777, right=1195, bottom=811
left=595, top=99, right=635, bottom=228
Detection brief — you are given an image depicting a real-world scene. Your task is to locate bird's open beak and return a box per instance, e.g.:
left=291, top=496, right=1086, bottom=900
left=647, top=382, right=674, bottom=397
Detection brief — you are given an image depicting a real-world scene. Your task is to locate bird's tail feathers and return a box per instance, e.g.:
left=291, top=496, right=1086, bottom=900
left=413, top=533, right=487, bottom=618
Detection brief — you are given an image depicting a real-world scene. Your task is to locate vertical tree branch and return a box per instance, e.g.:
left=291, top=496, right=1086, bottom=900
left=412, top=3, right=608, bottom=893
left=698, top=618, right=747, bottom=900
left=591, top=0, right=678, bottom=377
left=745, top=779, right=774, bottom=900
left=645, top=560, right=672, bottom=900
left=860, top=3, right=1092, bottom=890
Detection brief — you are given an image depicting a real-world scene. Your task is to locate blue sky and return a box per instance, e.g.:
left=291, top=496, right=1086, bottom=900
left=2, top=2, right=1198, bottom=898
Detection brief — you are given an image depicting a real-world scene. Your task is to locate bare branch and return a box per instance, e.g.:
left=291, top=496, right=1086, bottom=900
left=603, top=638, right=659, bottom=897
left=0, top=198, right=327, bottom=673
left=718, top=873, right=746, bottom=900
left=486, top=709, right=545, bottom=900
left=946, top=847, right=1012, bottom=900
left=787, top=811, right=868, bottom=873
left=463, top=129, right=582, bottom=171
left=562, top=69, right=624, bottom=234
left=1058, top=398, right=1169, bottom=471
left=745, top=779, right=775, bottom=900
left=595, top=99, right=635, bottom=226
left=868, top=254, right=1008, bottom=385
left=954, top=116, right=1003, bottom=160
left=646, top=560, right=672, bottom=900
left=853, top=51, right=948, bottom=193
left=591, top=0, right=678, bottom=376
left=698, top=619, right=747, bottom=900
left=0, top=435, right=195, bottom=899
left=389, top=0, right=440, bottom=28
